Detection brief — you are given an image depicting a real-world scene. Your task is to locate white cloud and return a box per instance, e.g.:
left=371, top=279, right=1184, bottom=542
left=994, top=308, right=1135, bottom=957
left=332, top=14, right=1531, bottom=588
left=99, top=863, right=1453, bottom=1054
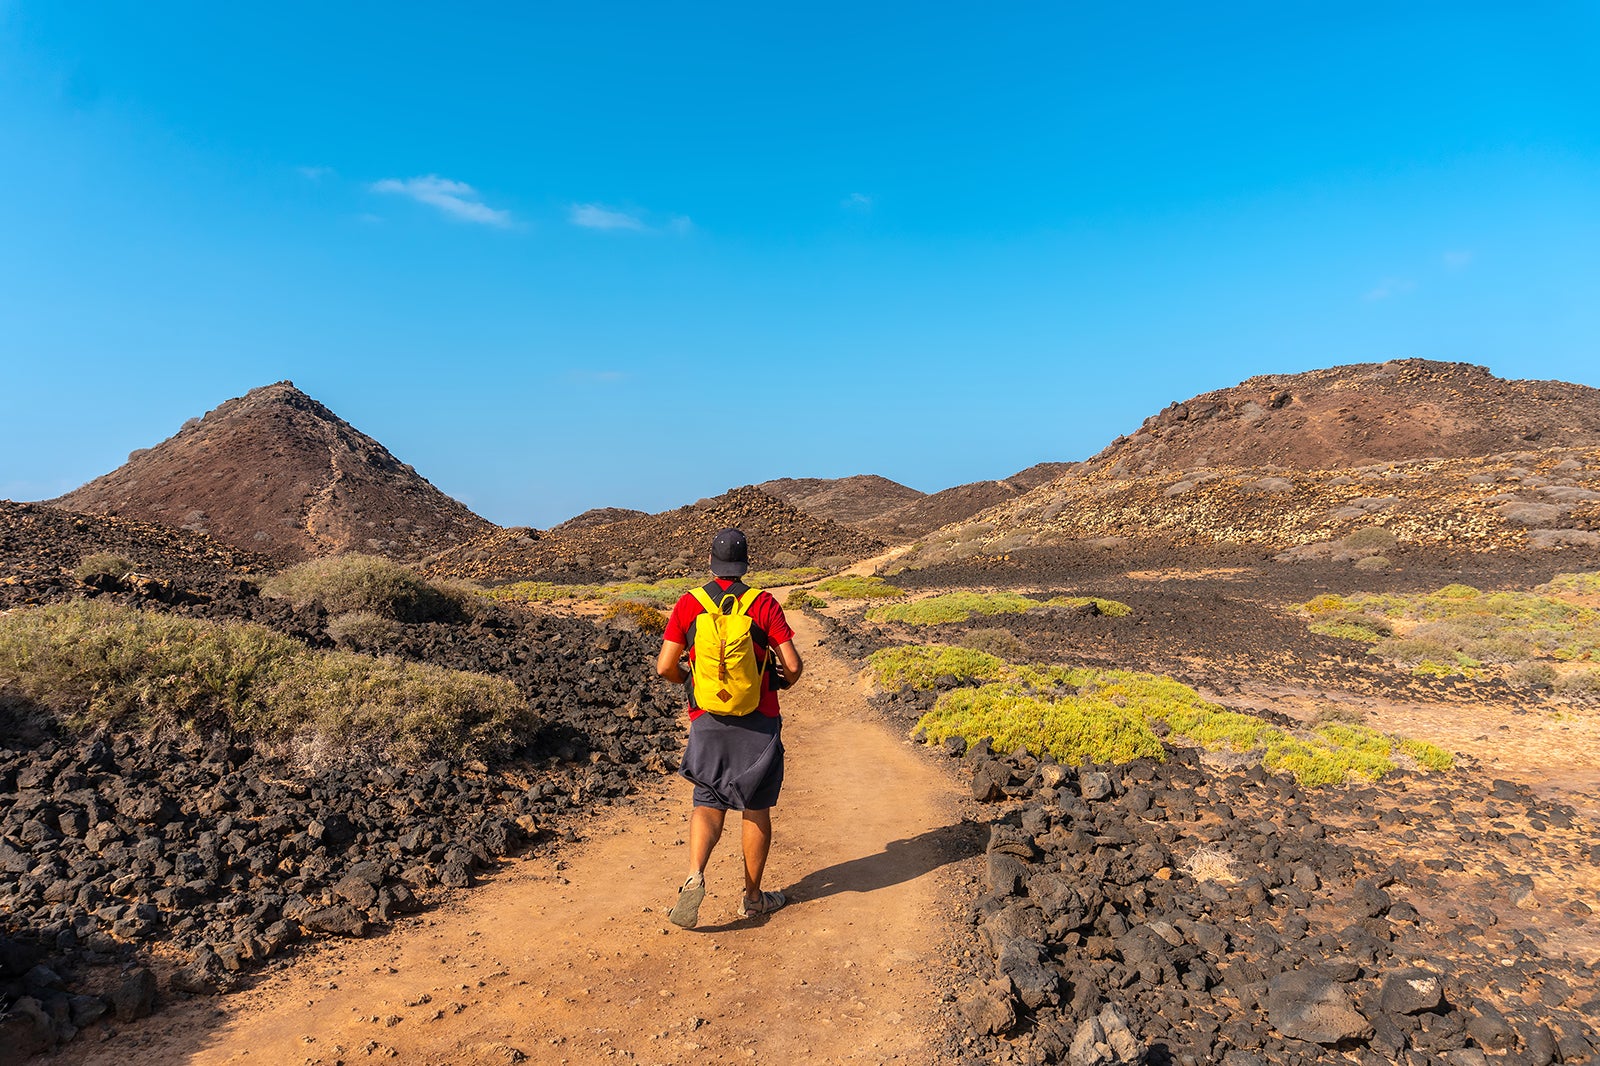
left=1442, top=250, right=1475, bottom=270
left=1364, top=278, right=1416, bottom=301
left=567, top=203, right=691, bottom=234
left=569, top=203, right=648, bottom=231
left=370, top=175, right=512, bottom=227
left=842, top=192, right=873, bottom=210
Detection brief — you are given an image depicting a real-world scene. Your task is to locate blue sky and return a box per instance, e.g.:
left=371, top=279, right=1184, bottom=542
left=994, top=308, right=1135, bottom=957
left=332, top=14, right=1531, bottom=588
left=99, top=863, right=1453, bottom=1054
left=2, top=3, right=1597, bottom=526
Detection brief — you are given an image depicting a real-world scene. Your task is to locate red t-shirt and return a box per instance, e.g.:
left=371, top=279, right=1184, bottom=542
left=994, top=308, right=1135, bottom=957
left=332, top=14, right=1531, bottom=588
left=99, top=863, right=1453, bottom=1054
left=663, top=578, right=795, bottom=720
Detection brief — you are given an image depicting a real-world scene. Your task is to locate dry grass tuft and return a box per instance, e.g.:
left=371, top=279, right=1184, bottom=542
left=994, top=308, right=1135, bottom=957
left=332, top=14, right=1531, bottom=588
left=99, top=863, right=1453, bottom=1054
left=1182, top=847, right=1241, bottom=883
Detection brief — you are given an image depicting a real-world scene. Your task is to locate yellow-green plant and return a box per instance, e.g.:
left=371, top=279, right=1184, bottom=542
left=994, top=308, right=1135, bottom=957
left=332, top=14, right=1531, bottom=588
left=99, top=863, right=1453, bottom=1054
left=868, top=591, right=1039, bottom=625
left=1045, top=596, right=1133, bottom=617
left=868, top=645, right=1007, bottom=690
left=814, top=575, right=904, bottom=599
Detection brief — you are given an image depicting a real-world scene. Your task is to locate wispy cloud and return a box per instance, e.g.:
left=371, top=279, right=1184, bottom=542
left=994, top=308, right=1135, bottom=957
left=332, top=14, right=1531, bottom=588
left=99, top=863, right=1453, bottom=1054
left=568, top=203, right=692, bottom=235
left=1442, top=249, right=1475, bottom=270
left=297, top=165, right=335, bottom=181
left=842, top=192, right=873, bottom=211
left=569, top=203, right=647, bottom=231
left=370, top=175, right=512, bottom=227
left=1364, top=277, right=1416, bottom=302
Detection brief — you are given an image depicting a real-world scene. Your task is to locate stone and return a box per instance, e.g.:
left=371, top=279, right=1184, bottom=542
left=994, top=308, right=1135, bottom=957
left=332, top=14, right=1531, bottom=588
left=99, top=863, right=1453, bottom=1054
left=1079, top=771, right=1113, bottom=801
left=301, top=904, right=368, bottom=937
left=111, top=966, right=157, bottom=1022
left=996, top=938, right=1058, bottom=1009
left=1379, top=967, right=1445, bottom=1015
left=1265, top=968, right=1373, bottom=1045
left=960, top=979, right=1016, bottom=1036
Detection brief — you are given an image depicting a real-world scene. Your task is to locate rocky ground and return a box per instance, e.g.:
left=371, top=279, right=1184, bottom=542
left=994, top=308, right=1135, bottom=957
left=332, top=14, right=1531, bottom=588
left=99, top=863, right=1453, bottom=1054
left=801, top=537, right=1600, bottom=1065
left=0, top=564, right=683, bottom=1059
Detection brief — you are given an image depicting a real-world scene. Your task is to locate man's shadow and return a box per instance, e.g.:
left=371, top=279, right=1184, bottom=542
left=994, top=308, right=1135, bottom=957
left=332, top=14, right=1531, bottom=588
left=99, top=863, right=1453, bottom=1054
left=697, top=819, right=988, bottom=930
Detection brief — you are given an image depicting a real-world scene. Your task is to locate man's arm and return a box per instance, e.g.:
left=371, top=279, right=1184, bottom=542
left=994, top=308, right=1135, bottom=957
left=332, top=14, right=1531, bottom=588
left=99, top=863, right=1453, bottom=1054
left=657, top=639, right=688, bottom=684
left=775, top=640, right=803, bottom=687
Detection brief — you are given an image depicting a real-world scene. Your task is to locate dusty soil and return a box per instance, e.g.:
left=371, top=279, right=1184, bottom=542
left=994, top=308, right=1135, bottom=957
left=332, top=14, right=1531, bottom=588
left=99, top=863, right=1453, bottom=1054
left=55, top=609, right=984, bottom=1066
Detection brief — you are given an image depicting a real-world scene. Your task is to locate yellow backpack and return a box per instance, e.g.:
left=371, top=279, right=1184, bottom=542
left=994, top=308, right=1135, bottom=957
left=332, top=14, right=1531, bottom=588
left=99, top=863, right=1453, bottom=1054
left=688, top=584, right=767, bottom=716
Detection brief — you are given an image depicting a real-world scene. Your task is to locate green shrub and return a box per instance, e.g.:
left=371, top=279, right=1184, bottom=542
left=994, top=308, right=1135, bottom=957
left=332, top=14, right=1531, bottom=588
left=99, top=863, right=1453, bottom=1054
left=868, top=591, right=1039, bottom=625
left=74, top=553, right=137, bottom=583
left=907, top=653, right=1454, bottom=787
left=869, top=645, right=1007, bottom=691
left=1353, top=555, right=1391, bottom=572
left=747, top=566, right=825, bottom=587
left=488, top=580, right=597, bottom=603
left=1045, top=596, right=1133, bottom=617
left=1537, top=572, right=1600, bottom=599
left=917, top=685, right=1167, bottom=766
left=814, top=575, right=904, bottom=599
left=0, top=600, right=531, bottom=764
left=325, top=611, right=401, bottom=647
left=1342, top=526, right=1398, bottom=551
left=263, top=554, right=466, bottom=622
left=955, top=627, right=1026, bottom=660
left=785, top=588, right=827, bottom=611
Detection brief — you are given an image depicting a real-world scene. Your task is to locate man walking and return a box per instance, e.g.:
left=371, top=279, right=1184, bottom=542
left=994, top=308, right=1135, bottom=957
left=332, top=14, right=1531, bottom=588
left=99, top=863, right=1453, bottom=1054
left=656, top=528, right=803, bottom=928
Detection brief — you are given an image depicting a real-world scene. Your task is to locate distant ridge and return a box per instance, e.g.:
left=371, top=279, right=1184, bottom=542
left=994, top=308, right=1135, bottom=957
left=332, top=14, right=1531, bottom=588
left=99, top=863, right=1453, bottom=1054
left=428, top=485, right=883, bottom=583
left=900, top=360, right=1600, bottom=563
left=49, top=382, right=495, bottom=565
left=1089, top=359, right=1600, bottom=476
left=756, top=475, right=925, bottom=527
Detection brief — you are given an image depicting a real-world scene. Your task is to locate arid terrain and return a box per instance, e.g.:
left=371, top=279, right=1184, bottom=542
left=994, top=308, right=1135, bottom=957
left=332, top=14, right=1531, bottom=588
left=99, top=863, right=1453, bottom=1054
left=5, top=360, right=1600, bottom=1065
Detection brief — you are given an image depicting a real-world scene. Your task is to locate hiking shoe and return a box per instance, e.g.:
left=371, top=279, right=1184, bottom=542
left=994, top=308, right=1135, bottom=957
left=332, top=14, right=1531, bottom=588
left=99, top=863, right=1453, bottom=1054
left=668, top=872, right=705, bottom=929
left=737, top=889, right=786, bottom=918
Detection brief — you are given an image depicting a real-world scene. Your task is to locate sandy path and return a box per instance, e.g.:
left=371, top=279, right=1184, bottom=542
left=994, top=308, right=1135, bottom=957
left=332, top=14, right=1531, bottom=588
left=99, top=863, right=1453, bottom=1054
left=66, top=609, right=974, bottom=1066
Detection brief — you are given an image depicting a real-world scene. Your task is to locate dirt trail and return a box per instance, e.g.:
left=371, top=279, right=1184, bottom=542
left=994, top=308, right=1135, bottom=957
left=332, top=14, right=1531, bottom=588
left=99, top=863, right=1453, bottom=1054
left=66, top=609, right=975, bottom=1066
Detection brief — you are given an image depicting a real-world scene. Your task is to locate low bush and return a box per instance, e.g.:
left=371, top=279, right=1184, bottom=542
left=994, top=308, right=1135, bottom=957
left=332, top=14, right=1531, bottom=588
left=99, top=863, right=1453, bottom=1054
left=747, top=566, right=825, bottom=587
left=905, top=653, right=1453, bottom=786
left=74, top=553, right=137, bottom=583
left=602, top=600, right=667, bottom=634
left=325, top=611, right=401, bottom=647
left=1508, top=661, right=1558, bottom=690
left=814, top=575, right=904, bottom=599
left=1537, top=571, right=1600, bottom=599
left=785, top=588, right=827, bottom=611
left=1353, top=555, right=1391, bottom=572
left=868, top=591, right=1038, bottom=625
left=263, top=554, right=468, bottom=623
left=1342, top=526, right=1398, bottom=551
left=1299, top=581, right=1600, bottom=688
left=1555, top=667, right=1600, bottom=702
left=0, top=600, right=532, bottom=764
left=869, top=645, right=1007, bottom=690
left=955, top=627, right=1026, bottom=660
left=1045, top=596, right=1133, bottom=617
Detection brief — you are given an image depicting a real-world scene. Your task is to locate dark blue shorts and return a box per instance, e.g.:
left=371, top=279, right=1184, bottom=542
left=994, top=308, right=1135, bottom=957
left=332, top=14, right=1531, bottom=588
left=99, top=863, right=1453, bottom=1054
left=679, top=711, right=784, bottom=811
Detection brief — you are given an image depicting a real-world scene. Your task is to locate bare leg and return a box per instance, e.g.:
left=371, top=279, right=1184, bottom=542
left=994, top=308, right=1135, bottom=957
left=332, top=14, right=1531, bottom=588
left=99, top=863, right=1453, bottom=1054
left=740, top=808, right=772, bottom=901
left=689, top=806, right=726, bottom=875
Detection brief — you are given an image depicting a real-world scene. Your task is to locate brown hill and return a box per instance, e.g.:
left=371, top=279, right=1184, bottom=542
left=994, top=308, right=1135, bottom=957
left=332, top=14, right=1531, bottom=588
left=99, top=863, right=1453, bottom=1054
left=427, top=485, right=884, bottom=584
left=49, top=382, right=495, bottom=565
left=756, top=475, right=925, bottom=527
left=902, top=448, right=1600, bottom=569
left=858, top=464, right=1080, bottom=541
left=1091, top=359, right=1600, bottom=476
left=550, top=507, right=649, bottom=533
left=888, top=360, right=1600, bottom=570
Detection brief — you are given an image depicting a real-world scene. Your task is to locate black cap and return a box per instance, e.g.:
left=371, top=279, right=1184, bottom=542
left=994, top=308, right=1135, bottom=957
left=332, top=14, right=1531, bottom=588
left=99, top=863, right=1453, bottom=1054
left=710, top=528, right=749, bottom=577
